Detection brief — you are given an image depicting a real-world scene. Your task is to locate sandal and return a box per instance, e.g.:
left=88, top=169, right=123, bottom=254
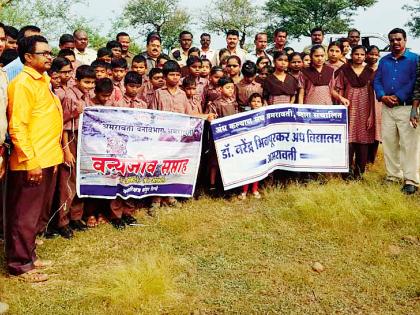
left=15, top=269, right=48, bottom=283
left=33, top=259, right=53, bottom=269
left=86, top=216, right=98, bottom=228
left=97, top=214, right=108, bottom=225
left=252, top=191, right=261, bottom=199
left=238, top=192, right=247, bottom=200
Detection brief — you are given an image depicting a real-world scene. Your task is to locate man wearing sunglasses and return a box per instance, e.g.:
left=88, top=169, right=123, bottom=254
left=5, top=35, right=63, bottom=282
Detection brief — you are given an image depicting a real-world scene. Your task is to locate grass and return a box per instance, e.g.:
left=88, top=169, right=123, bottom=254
left=0, top=155, right=419, bottom=314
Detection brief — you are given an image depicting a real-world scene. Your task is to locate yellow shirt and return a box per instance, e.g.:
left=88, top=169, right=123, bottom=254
left=8, top=66, right=63, bottom=170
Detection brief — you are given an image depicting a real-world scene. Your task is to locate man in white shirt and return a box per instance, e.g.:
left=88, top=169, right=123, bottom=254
left=246, top=32, right=272, bottom=63
left=73, top=30, right=96, bottom=65
left=213, top=29, right=247, bottom=66
left=199, top=33, right=216, bottom=63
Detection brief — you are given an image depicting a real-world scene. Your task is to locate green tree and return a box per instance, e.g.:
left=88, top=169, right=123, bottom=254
left=265, top=0, right=377, bottom=38
left=0, top=0, right=91, bottom=40
left=403, top=1, right=420, bottom=37
left=201, top=0, right=262, bottom=49
left=122, top=0, right=191, bottom=52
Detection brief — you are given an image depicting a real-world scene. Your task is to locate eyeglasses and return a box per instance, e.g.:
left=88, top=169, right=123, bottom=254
left=227, top=64, right=239, bottom=68
left=32, top=51, right=55, bottom=58
left=58, top=70, right=73, bottom=74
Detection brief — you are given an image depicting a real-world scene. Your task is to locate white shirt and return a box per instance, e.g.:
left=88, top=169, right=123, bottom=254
left=212, top=47, right=248, bottom=67
left=74, top=47, right=97, bottom=65
left=246, top=50, right=273, bottom=63
left=200, top=48, right=216, bottom=63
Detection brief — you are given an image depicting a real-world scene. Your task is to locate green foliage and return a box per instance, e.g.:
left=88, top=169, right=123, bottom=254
left=264, top=0, right=377, bottom=38
left=122, top=0, right=191, bottom=52
left=201, top=0, right=263, bottom=48
left=0, top=0, right=91, bottom=41
left=404, top=1, right=420, bottom=37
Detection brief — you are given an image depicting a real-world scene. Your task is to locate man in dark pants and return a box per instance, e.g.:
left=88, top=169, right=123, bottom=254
left=5, top=35, right=63, bottom=282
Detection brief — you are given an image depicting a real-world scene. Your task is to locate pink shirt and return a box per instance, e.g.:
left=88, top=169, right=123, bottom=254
left=236, top=80, right=263, bottom=107
left=62, top=86, right=91, bottom=131
left=152, top=86, right=192, bottom=114
left=115, top=94, right=148, bottom=109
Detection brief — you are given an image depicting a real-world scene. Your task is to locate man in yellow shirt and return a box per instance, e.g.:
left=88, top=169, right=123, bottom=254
left=5, top=35, right=63, bottom=282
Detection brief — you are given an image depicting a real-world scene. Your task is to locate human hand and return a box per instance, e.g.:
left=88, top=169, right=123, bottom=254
left=27, top=167, right=43, bottom=185
left=410, top=107, right=419, bottom=128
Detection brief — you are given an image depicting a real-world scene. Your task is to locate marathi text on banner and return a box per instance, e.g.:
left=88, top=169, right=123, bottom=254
left=77, top=106, right=204, bottom=199
left=211, top=104, right=349, bottom=190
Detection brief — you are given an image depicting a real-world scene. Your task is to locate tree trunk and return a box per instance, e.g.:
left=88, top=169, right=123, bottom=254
left=240, top=32, right=246, bottom=49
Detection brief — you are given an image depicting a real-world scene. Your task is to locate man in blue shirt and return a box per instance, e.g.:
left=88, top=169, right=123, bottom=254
left=374, top=28, right=420, bottom=195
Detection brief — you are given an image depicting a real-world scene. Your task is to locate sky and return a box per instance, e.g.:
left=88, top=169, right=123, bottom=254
left=76, top=0, right=420, bottom=51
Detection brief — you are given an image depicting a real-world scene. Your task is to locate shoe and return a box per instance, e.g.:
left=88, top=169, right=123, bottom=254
left=15, top=269, right=48, bottom=283
left=238, top=192, right=247, bottom=200
left=122, top=215, right=137, bottom=226
left=166, top=197, right=178, bottom=207
left=110, top=218, right=126, bottom=230
left=33, top=259, right=53, bottom=269
left=43, top=228, right=59, bottom=239
left=57, top=226, right=74, bottom=239
left=401, top=184, right=418, bottom=195
left=252, top=191, right=261, bottom=199
left=148, top=202, right=160, bottom=217
left=69, top=220, right=87, bottom=231
left=86, top=215, right=98, bottom=228
left=0, top=301, right=9, bottom=314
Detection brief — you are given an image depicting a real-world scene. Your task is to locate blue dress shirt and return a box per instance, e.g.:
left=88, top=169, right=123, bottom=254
left=374, top=50, right=418, bottom=104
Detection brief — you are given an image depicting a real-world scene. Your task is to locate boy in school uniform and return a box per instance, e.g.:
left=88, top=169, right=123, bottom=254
left=96, top=47, right=113, bottom=64
left=111, top=58, right=128, bottom=95
left=92, top=60, right=123, bottom=104
left=140, top=67, right=165, bottom=106
left=108, top=72, right=149, bottom=229
left=131, top=54, right=149, bottom=84
left=182, top=76, right=202, bottom=114
left=57, top=65, right=96, bottom=238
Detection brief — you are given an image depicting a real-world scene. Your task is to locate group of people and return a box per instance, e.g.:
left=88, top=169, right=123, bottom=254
left=0, top=22, right=419, bottom=283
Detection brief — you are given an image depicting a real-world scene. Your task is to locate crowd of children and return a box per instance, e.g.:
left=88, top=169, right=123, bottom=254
left=0, top=25, right=390, bottom=249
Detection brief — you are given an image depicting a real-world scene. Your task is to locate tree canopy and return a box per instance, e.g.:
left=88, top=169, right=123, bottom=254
left=200, top=0, right=263, bottom=48
left=403, top=0, right=420, bottom=37
left=265, top=0, right=377, bottom=38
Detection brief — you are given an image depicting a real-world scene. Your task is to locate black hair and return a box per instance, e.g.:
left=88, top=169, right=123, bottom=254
left=284, top=47, right=295, bottom=55
left=132, top=54, right=147, bottom=64
left=248, top=92, right=262, bottom=104
left=187, top=55, right=202, bottom=67
left=182, top=76, right=197, bottom=88
left=148, top=67, right=163, bottom=79
left=210, top=66, right=224, bottom=75
left=157, top=53, right=170, bottom=63
left=254, top=32, right=268, bottom=41
left=200, top=33, right=210, bottom=39
left=106, top=40, right=122, bottom=50
left=274, top=28, right=288, bottom=37
left=226, top=55, right=241, bottom=66
left=179, top=31, right=193, bottom=38
left=116, top=32, right=130, bottom=40
left=388, top=28, right=407, bottom=40
left=91, top=60, right=111, bottom=71
left=241, top=60, right=257, bottom=77
left=367, top=45, right=380, bottom=53
left=348, top=28, right=361, bottom=36
left=201, top=58, right=212, bottom=67
left=18, top=35, right=48, bottom=63
left=95, top=78, right=113, bottom=94
left=328, top=40, right=344, bottom=53
left=0, top=49, right=18, bottom=66
left=162, top=60, right=181, bottom=75
left=309, top=44, right=325, bottom=57
left=4, top=25, right=18, bottom=39
left=217, top=75, right=234, bottom=87
left=57, top=48, right=75, bottom=59
left=288, top=52, right=302, bottom=62
left=50, top=57, right=72, bottom=73
left=338, top=37, right=350, bottom=44
left=310, top=27, right=324, bottom=35
left=111, top=58, right=128, bottom=69
left=226, top=29, right=240, bottom=37
left=273, top=50, right=288, bottom=61
left=188, top=47, right=201, bottom=57
left=256, top=56, right=271, bottom=67
left=300, top=52, right=310, bottom=59
left=258, top=64, right=274, bottom=74
left=76, top=65, right=96, bottom=81
left=17, top=25, right=40, bottom=41
left=146, top=32, right=161, bottom=45
left=59, top=34, right=74, bottom=46
left=218, top=48, right=230, bottom=58
left=124, top=71, right=142, bottom=85
left=351, top=45, right=366, bottom=55
left=97, top=47, right=113, bottom=59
